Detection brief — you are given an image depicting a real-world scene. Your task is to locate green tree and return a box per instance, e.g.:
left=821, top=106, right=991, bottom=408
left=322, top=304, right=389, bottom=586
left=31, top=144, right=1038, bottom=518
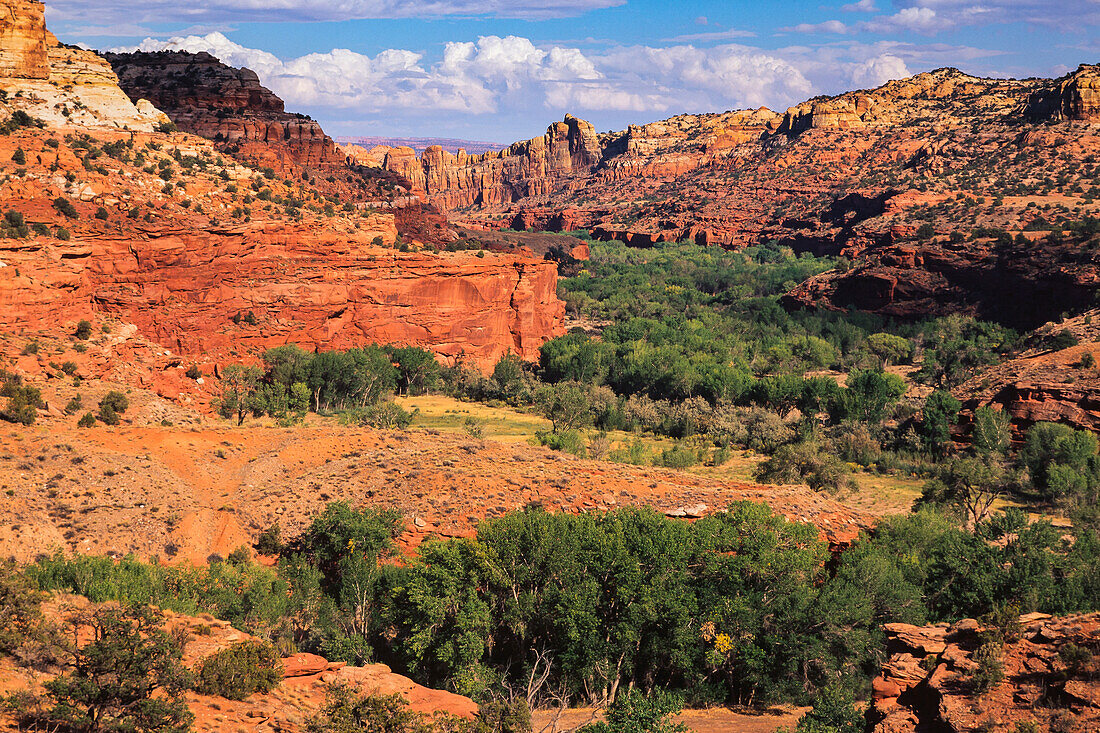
left=920, top=390, right=961, bottom=454
left=215, top=364, right=263, bottom=425
left=492, top=353, right=528, bottom=402
left=535, top=381, right=592, bottom=432
left=835, top=369, right=906, bottom=423
left=864, top=333, right=912, bottom=367
left=750, top=375, right=805, bottom=419
left=1019, top=422, right=1100, bottom=501
left=282, top=503, right=402, bottom=664
left=971, top=406, right=1011, bottom=458
left=263, top=344, right=313, bottom=388
left=34, top=605, right=193, bottom=733
left=919, top=458, right=1007, bottom=526
left=389, top=347, right=440, bottom=396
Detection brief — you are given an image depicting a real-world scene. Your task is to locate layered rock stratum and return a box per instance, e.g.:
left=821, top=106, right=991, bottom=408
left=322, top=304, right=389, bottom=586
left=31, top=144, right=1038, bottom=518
left=871, top=614, right=1100, bottom=733
left=106, top=51, right=345, bottom=174
left=0, top=130, right=562, bottom=369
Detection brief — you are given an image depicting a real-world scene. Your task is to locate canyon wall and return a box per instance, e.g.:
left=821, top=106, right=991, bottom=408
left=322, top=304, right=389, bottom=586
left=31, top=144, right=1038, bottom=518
left=0, top=214, right=562, bottom=369
left=383, top=114, right=602, bottom=209
left=106, top=51, right=346, bottom=172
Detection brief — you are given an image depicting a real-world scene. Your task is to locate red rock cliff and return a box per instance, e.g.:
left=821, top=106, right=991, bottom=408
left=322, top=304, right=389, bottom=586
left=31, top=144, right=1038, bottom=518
left=0, top=215, right=563, bottom=370
left=384, top=114, right=601, bottom=209
left=105, top=51, right=345, bottom=173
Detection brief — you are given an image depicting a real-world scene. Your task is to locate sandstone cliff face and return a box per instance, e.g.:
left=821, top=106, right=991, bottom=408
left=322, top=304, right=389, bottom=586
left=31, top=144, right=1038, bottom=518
left=1026, top=64, right=1100, bottom=122
left=384, top=114, right=601, bottom=208
left=783, top=236, right=1100, bottom=331
left=953, top=333, right=1100, bottom=437
left=106, top=51, right=347, bottom=173
left=0, top=216, right=562, bottom=370
left=871, top=614, right=1100, bottom=733
left=0, top=0, right=165, bottom=130
left=0, top=0, right=47, bottom=79
left=390, top=66, right=1100, bottom=337
left=392, top=67, right=1072, bottom=258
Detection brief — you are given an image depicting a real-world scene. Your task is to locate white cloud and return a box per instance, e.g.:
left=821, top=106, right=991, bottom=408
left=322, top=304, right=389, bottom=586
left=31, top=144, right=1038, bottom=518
left=892, top=1, right=1100, bottom=28
left=117, top=33, right=814, bottom=118
left=842, top=0, right=878, bottom=11
left=849, top=54, right=911, bottom=87
left=859, top=7, right=951, bottom=34
left=781, top=20, right=851, bottom=34
left=664, top=28, right=758, bottom=42
left=45, top=0, right=624, bottom=24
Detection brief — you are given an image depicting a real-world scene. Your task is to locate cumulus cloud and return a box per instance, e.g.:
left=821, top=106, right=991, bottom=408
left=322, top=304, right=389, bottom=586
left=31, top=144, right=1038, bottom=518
left=45, top=0, right=624, bottom=24
left=842, top=0, right=878, bottom=11
left=117, top=33, right=814, bottom=118
left=849, top=54, right=911, bottom=87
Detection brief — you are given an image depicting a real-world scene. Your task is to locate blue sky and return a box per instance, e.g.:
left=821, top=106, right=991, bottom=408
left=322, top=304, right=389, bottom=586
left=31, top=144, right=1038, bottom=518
left=44, top=0, right=1099, bottom=143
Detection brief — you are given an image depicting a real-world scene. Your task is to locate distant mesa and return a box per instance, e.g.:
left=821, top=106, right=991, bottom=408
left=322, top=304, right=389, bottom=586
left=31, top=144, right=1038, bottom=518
left=336, top=135, right=507, bottom=156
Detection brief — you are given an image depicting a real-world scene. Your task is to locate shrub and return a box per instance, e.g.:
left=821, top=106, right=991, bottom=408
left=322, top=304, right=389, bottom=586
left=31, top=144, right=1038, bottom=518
left=255, top=525, right=284, bottom=556
left=306, top=687, right=459, bottom=733
left=578, top=689, right=687, bottom=733
left=192, top=639, right=282, bottom=701
left=462, top=417, right=485, bottom=438
left=77, top=412, right=96, bottom=428
left=0, top=560, right=46, bottom=655
left=357, top=402, right=413, bottom=430
left=535, top=429, right=586, bottom=457
left=1, top=376, right=42, bottom=425
left=73, top=319, right=92, bottom=340
left=11, top=147, right=25, bottom=165
left=2, top=211, right=29, bottom=239
left=658, top=443, right=700, bottom=469
left=185, top=365, right=202, bottom=380
left=790, top=684, right=865, bottom=733
left=94, top=207, right=109, bottom=220
left=97, top=404, right=120, bottom=425
left=971, top=641, right=1004, bottom=693
left=52, top=197, right=78, bottom=219
left=64, top=395, right=83, bottom=414
left=60, top=361, right=77, bottom=376
left=755, top=441, right=852, bottom=492
left=55, top=226, right=70, bottom=241
left=99, top=390, right=129, bottom=414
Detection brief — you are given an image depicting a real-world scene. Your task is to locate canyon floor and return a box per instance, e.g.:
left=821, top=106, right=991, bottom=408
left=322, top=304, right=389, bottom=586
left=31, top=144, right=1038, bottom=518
left=0, top=395, right=873, bottom=566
